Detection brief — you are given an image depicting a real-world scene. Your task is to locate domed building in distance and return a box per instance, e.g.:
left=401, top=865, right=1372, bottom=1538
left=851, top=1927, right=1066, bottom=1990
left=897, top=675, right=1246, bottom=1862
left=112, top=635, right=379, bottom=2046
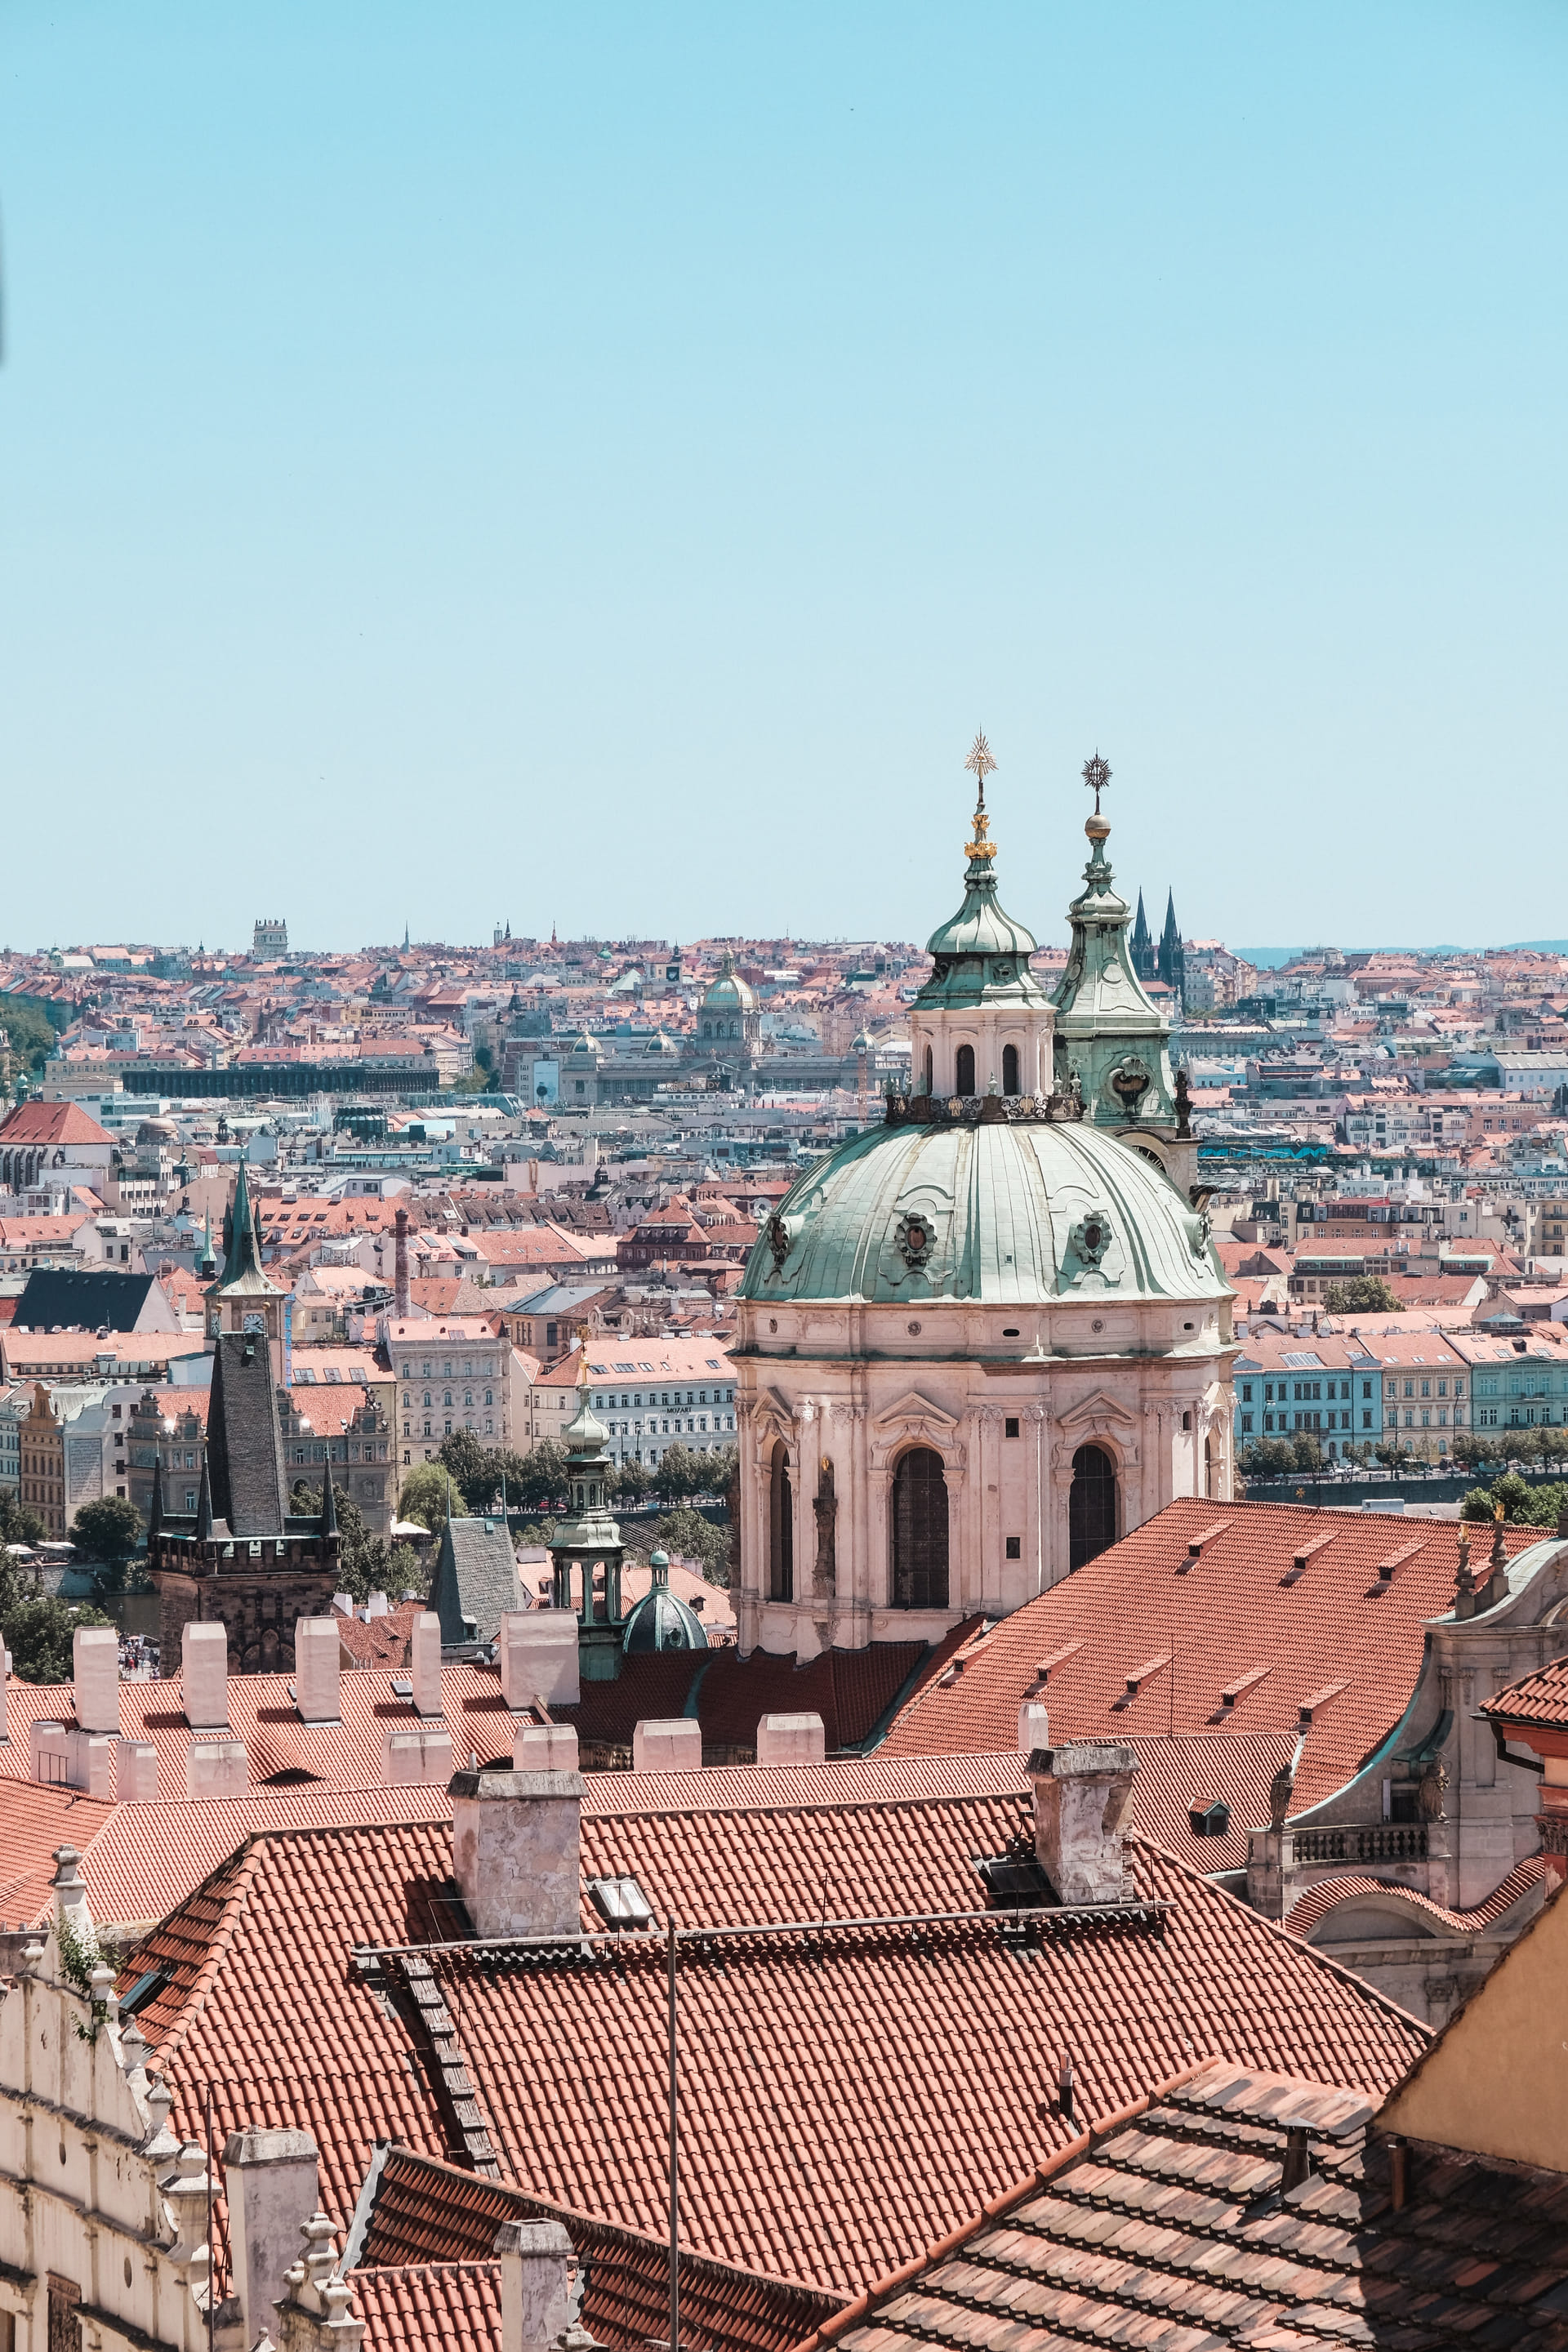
left=733, top=741, right=1236, bottom=1662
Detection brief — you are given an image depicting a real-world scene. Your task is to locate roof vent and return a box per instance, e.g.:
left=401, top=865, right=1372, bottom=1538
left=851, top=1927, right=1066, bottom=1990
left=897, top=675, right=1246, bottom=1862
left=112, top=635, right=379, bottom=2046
left=1188, top=1799, right=1231, bottom=1838
left=973, top=1852, right=1053, bottom=1908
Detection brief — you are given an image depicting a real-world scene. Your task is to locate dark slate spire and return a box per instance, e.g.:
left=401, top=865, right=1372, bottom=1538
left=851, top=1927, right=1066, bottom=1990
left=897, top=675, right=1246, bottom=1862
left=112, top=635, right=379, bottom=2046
left=1157, top=889, right=1187, bottom=1001
left=220, top=1158, right=261, bottom=1286
left=318, top=1451, right=339, bottom=1539
left=194, top=1452, right=214, bottom=1540
left=1130, top=889, right=1154, bottom=982
left=205, top=1330, right=287, bottom=1539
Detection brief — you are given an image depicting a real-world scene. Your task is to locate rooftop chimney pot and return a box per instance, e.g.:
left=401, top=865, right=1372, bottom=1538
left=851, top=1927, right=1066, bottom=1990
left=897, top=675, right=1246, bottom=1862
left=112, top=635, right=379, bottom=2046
left=449, top=1766, right=584, bottom=1940
left=1026, top=1740, right=1138, bottom=1907
left=492, top=2217, right=573, bottom=2352
left=181, top=1621, right=229, bottom=1731
left=411, top=1609, right=443, bottom=1717
left=73, top=1626, right=120, bottom=1736
left=499, top=1610, right=580, bottom=1709
left=632, top=1717, right=702, bottom=1774
left=294, top=1617, right=341, bottom=1724
left=755, top=1712, right=825, bottom=1767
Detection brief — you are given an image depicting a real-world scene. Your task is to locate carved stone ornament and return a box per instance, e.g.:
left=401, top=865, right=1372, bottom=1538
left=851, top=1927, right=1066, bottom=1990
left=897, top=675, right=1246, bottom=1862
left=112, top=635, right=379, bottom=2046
left=1267, top=1760, right=1295, bottom=1831
left=1418, top=1758, right=1449, bottom=1821
left=1107, top=1056, right=1152, bottom=1118
left=1067, top=1207, right=1112, bottom=1273
left=766, top=1214, right=791, bottom=1273
left=894, top=1209, right=938, bottom=1272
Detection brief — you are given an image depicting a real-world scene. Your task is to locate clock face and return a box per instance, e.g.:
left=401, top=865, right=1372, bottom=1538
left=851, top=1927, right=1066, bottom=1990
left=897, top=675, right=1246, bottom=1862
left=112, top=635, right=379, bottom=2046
left=242, top=1313, right=267, bottom=1334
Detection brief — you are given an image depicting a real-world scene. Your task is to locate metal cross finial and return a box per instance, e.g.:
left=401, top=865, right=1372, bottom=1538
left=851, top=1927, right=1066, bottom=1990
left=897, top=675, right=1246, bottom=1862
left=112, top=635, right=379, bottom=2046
left=1082, top=751, right=1111, bottom=815
left=964, top=731, right=997, bottom=806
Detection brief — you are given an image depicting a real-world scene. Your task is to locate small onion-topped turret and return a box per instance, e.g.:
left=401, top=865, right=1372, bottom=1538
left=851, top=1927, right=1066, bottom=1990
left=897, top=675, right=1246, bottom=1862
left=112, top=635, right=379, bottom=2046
left=908, top=733, right=1054, bottom=1103
left=622, top=1549, right=710, bottom=1655
left=547, top=1345, right=628, bottom=1678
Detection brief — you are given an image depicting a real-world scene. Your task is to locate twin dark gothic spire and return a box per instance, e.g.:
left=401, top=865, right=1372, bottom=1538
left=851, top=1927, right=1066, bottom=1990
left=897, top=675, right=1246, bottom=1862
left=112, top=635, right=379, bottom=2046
left=1130, top=884, right=1185, bottom=997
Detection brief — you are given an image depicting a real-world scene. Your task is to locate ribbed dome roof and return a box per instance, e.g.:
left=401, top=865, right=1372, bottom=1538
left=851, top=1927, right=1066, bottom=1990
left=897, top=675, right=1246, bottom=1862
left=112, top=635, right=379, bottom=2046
left=740, top=1117, right=1227, bottom=1307
left=703, top=955, right=756, bottom=1013
left=622, top=1552, right=710, bottom=1655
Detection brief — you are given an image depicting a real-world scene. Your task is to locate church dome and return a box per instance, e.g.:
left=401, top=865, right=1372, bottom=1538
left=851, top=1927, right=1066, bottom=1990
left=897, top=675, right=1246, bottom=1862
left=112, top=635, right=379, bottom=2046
left=622, top=1551, right=710, bottom=1655
left=702, top=955, right=756, bottom=1014
left=740, top=1114, right=1226, bottom=1309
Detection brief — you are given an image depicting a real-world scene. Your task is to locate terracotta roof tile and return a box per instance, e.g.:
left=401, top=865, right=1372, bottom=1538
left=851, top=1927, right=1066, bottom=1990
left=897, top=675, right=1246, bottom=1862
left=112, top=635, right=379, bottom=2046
left=352, top=2145, right=841, bottom=2352
left=123, top=1759, right=1428, bottom=2300
left=877, top=1499, right=1548, bottom=1811
left=807, top=2056, right=1568, bottom=2352
left=1283, top=1856, right=1550, bottom=1940
left=1485, top=1653, right=1568, bottom=1732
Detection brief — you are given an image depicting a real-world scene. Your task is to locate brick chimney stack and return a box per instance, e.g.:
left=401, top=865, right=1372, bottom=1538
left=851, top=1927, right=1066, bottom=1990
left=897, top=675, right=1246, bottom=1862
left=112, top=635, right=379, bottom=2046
left=394, top=1206, right=410, bottom=1320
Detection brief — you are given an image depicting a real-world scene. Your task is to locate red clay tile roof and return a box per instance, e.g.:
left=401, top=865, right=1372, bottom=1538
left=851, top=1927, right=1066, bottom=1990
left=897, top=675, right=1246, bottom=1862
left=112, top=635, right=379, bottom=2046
left=334, top=1600, right=424, bottom=1670
left=802, top=2056, right=1568, bottom=2352
left=559, top=1638, right=943, bottom=1758
left=351, top=2145, right=841, bottom=2352
left=1485, top=1652, right=1568, bottom=1731
left=350, top=2264, right=500, bottom=2352
left=0, top=1775, right=454, bottom=1931
left=0, top=1661, right=515, bottom=1803
left=876, top=1498, right=1548, bottom=1811
left=1283, top=1856, right=1551, bottom=1941
left=126, top=1756, right=1428, bottom=2300
left=0, top=1099, right=112, bottom=1146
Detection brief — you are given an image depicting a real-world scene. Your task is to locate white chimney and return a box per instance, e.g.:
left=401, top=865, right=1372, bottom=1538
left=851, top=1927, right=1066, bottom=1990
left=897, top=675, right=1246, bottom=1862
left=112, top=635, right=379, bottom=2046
left=294, top=1618, right=341, bottom=1725
left=450, top=1765, right=583, bottom=1939
left=1027, top=1740, right=1138, bottom=1907
left=493, top=2218, right=573, bottom=2352
left=411, top=1610, right=443, bottom=1717
left=499, top=1610, right=580, bottom=1709
left=186, top=1740, right=249, bottom=1800
left=383, top=1727, right=453, bottom=1785
left=116, top=1740, right=158, bottom=1802
left=1018, top=1700, right=1050, bottom=1756
left=366, top=1590, right=389, bottom=1619
left=632, top=1717, right=702, bottom=1774
left=514, top=1723, right=579, bottom=1772
left=181, top=1621, right=229, bottom=1731
left=755, top=1713, right=825, bottom=1766
left=224, top=2127, right=319, bottom=2350
left=73, top=1626, right=120, bottom=1735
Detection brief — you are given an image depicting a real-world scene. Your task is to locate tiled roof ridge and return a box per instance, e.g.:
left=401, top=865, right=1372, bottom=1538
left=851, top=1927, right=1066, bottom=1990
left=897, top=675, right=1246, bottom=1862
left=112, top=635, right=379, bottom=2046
left=786, top=2060, right=1219, bottom=2352
left=1160, top=1842, right=1437, bottom=2042
left=149, top=1842, right=266, bottom=2064
left=582, top=1771, right=1031, bottom=1826
left=1283, top=1855, right=1551, bottom=1940
left=368, top=2144, right=845, bottom=2305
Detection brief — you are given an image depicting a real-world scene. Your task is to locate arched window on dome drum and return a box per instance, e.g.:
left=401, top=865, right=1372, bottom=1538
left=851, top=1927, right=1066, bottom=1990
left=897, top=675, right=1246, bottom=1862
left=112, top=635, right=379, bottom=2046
left=955, top=1044, right=976, bottom=1097
left=1002, top=1043, right=1019, bottom=1096
left=1204, top=1434, right=1214, bottom=1500
left=1068, top=1444, right=1117, bottom=1572
left=923, top=1045, right=933, bottom=1095
left=768, top=1441, right=794, bottom=1602
left=891, top=1446, right=949, bottom=1609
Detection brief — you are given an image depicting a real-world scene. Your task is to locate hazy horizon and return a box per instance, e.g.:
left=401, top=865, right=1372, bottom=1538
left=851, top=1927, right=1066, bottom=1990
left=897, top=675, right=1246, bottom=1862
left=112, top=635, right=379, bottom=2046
left=4, top=3, right=1565, bottom=951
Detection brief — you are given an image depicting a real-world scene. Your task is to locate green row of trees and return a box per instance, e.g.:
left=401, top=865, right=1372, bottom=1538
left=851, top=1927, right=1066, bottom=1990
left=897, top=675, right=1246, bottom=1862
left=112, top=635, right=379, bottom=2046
left=1460, top=1472, right=1568, bottom=1527
left=0, top=1492, right=112, bottom=1682
left=399, top=1432, right=738, bottom=1525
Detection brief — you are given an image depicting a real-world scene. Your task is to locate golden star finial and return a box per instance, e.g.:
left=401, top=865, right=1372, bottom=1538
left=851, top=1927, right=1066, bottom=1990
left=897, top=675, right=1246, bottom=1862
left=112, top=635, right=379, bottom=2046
left=964, top=732, right=998, bottom=862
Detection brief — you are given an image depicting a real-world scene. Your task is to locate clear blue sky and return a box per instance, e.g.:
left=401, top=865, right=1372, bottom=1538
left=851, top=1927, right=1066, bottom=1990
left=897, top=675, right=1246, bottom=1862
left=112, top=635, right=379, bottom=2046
left=2, top=2, right=1565, bottom=955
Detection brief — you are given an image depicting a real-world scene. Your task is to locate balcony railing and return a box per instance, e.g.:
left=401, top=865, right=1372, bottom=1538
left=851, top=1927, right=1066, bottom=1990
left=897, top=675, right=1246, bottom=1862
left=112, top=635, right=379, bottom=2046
left=1292, top=1824, right=1428, bottom=1865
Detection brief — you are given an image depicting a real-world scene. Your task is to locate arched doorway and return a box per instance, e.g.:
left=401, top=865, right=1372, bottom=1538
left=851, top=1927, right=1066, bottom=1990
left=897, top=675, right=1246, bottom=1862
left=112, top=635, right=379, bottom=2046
left=768, top=1441, right=793, bottom=1602
left=1002, top=1042, right=1019, bottom=1096
left=1068, top=1444, right=1117, bottom=1570
left=955, top=1044, right=976, bottom=1096
left=891, top=1446, right=949, bottom=1608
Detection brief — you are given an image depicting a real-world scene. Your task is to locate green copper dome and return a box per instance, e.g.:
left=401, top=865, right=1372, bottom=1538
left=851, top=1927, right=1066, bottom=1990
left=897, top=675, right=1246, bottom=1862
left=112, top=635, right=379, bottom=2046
left=703, top=953, right=757, bottom=1013
left=741, top=1117, right=1225, bottom=1307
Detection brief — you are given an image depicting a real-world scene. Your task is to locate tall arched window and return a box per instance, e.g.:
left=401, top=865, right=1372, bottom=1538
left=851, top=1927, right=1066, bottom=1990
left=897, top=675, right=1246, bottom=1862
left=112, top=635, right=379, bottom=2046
left=923, top=1045, right=933, bottom=1094
left=891, top=1446, right=949, bottom=1609
left=768, top=1441, right=794, bottom=1602
left=1002, top=1042, right=1019, bottom=1096
left=1068, top=1444, right=1117, bottom=1571
left=955, top=1044, right=976, bottom=1097
left=1204, top=1434, right=1214, bottom=1499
